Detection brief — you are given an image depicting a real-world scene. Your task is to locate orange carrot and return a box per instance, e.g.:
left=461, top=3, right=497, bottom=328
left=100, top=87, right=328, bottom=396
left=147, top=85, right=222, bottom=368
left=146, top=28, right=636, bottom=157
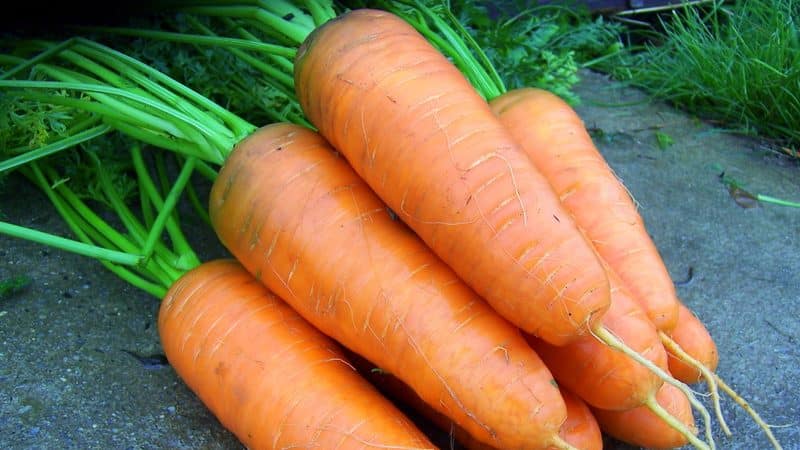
left=665, top=302, right=719, bottom=383
left=490, top=86, right=782, bottom=449
left=209, top=123, right=573, bottom=450
left=489, top=87, right=680, bottom=332
left=560, top=387, right=603, bottom=450
left=351, top=353, right=602, bottom=450
left=555, top=388, right=604, bottom=450
left=526, top=269, right=668, bottom=411
left=158, top=259, right=434, bottom=450
left=592, top=383, right=695, bottom=449
left=294, top=9, right=611, bottom=346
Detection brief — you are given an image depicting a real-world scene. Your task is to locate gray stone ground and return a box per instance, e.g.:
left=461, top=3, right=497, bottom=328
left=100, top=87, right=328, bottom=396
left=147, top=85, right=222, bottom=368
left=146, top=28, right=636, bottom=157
left=1, top=70, right=798, bottom=449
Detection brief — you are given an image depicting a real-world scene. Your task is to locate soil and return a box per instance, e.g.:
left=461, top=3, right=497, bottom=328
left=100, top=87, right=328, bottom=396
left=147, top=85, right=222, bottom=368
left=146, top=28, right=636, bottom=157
left=1, top=70, right=798, bottom=449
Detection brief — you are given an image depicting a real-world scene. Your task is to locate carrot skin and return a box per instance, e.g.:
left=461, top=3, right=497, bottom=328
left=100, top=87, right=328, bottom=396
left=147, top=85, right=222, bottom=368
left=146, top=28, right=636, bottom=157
left=294, top=9, right=611, bottom=346
left=351, top=353, right=602, bottom=450
left=159, top=259, right=434, bottom=450
left=490, top=87, right=680, bottom=332
left=667, top=302, right=719, bottom=383
left=592, top=382, right=695, bottom=449
left=526, top=269, right=669, bottom=411
left=209, top=123, right=568, bottom=449
left=554, top=388, right=604, bottom=450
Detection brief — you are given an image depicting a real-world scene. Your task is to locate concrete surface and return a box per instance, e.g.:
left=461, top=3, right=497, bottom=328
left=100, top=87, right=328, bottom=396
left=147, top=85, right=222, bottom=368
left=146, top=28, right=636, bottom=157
left=1, top=70, right=798, bottom=449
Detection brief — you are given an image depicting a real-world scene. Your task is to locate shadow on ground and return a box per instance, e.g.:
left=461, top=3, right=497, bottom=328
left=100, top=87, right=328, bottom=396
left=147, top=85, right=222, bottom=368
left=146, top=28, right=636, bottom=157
left=1, top=70, right=798, bottom=449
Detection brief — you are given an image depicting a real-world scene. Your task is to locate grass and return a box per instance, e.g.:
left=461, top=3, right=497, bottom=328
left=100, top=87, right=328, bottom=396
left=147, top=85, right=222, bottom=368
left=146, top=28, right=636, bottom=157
left=451, top=0, right=625, bottom=104
left=608, top=0, right=800, bottom=148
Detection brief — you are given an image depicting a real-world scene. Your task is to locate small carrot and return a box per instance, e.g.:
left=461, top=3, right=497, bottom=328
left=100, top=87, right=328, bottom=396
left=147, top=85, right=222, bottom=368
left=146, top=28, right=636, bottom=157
left=664, top=302, right=719, bottom=383
left=209, top=123, right=573, bottom=450
left=294, top=9, right=611, bottom=346
left=159, top=259, right=434, bottom=450
left=350, top=352, right=603, bottom=450
left=592, top=382, right=696, bottom=449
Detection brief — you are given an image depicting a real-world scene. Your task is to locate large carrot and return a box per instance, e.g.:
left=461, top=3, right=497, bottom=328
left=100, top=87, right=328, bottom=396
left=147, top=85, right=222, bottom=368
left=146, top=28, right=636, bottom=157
left=159, top=259, right=435, bottom=450
left=209, top=123, right=573, bottom=450
left=488, top=87, right=785, bottom=447
left=489, top=87, right=680, bottom=332
left=293, top=8, right=611, bottom=346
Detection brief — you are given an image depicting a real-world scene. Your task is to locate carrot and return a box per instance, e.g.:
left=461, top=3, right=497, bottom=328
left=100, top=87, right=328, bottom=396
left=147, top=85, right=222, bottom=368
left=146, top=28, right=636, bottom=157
left=489, top=87, right=680, bottom=332
left=661, top=303, right=783, bottom=449
left=525, top=264, right=717, bottom=449
left=664, top=302, right=719, bottom=383
left=592, top=382, right=695, bottom=449
left=159, top=259, right=434, bottom=450
left=556, top=388, right=604, bottom=450
left=488, top=87, right=785, bottom=445
left=350, top=353, right=602, bottom=450
left=293, top=9, right=611, bottom=346
left=209, top=123, right=574, bottom=450
left=526, top=269, right=668, bottom=412
left=290, top=11, right=716, bottom=448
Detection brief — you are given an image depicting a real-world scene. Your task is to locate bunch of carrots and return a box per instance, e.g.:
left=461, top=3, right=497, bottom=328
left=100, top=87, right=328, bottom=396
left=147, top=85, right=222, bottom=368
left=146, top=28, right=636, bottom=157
left=0, top=1, right=785, bottom=449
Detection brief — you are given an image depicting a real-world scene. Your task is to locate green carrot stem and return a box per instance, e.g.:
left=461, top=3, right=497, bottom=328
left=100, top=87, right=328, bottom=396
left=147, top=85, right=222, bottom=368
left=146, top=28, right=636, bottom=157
left=81, top=26, right=296, bottom=58
left=70, top=43, right=237, bottom=141
left=757, top=194, right=800, bottom=208
left=0, top=124, right=112, bottom=172
left=187, top=16, right=296, bottom=93
left=61, top=113, right=105, bottom=136
left=24, top=163, right=174, bottom=291
left=84, top=152, right=148, bottom=246
left=217, top=16, right=296, bottom=74
left=140, top=180, right=155, bottom=228
left=38, top=64, right=229, bottom=156
left=130, top=146, right=200, bottom=267
left=9, top=78, right=192, bottom=141
left=0, top=220, right=141, bottom=266
left=433, top=1, right=506, bottom=95
left=103, top=117, right=217, bottom=163
left=75, top=38, right=255, bottom=138
left=256, top=0, right=315, bottom=30
left=0, top=38, right=77, bottom=80
left=143, top=157, right=199, bottom=269
left=155, top=152, right=172, bottom=199
left=183, top=175, right=211, bottom=226
left=301, top=0, right=336, bottom=27
left=30, top=164, right=140, bottom=256
left=40, top=163, right=181, bottom=287
left=96, top=259, right=168, bottom=298
left=182, top=5, right=310, bottom=45
left=193, top=158, right=219, bottom=181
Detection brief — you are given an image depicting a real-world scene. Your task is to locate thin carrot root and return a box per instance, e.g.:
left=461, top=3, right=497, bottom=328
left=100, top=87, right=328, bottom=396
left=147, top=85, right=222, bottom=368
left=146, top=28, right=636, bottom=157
left=550, top=436, right=580, bottom=450
left=644, top=395, right=710, bottom=450
left=660, top=331, right=731, bottom=436
left=662, top=331, right=784, bottom=450
left=715, top=375, right=785, bottom=450
left=594, top=326, right=716, bottom=450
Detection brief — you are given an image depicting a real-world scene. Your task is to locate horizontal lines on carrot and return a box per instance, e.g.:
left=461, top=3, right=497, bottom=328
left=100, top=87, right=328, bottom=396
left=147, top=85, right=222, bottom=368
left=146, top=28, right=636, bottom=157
left=159, top=260, right=434, bottom=450
left=295, top=9, right=610, bottom=345
left=210, top=123, right=571, bottom=449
